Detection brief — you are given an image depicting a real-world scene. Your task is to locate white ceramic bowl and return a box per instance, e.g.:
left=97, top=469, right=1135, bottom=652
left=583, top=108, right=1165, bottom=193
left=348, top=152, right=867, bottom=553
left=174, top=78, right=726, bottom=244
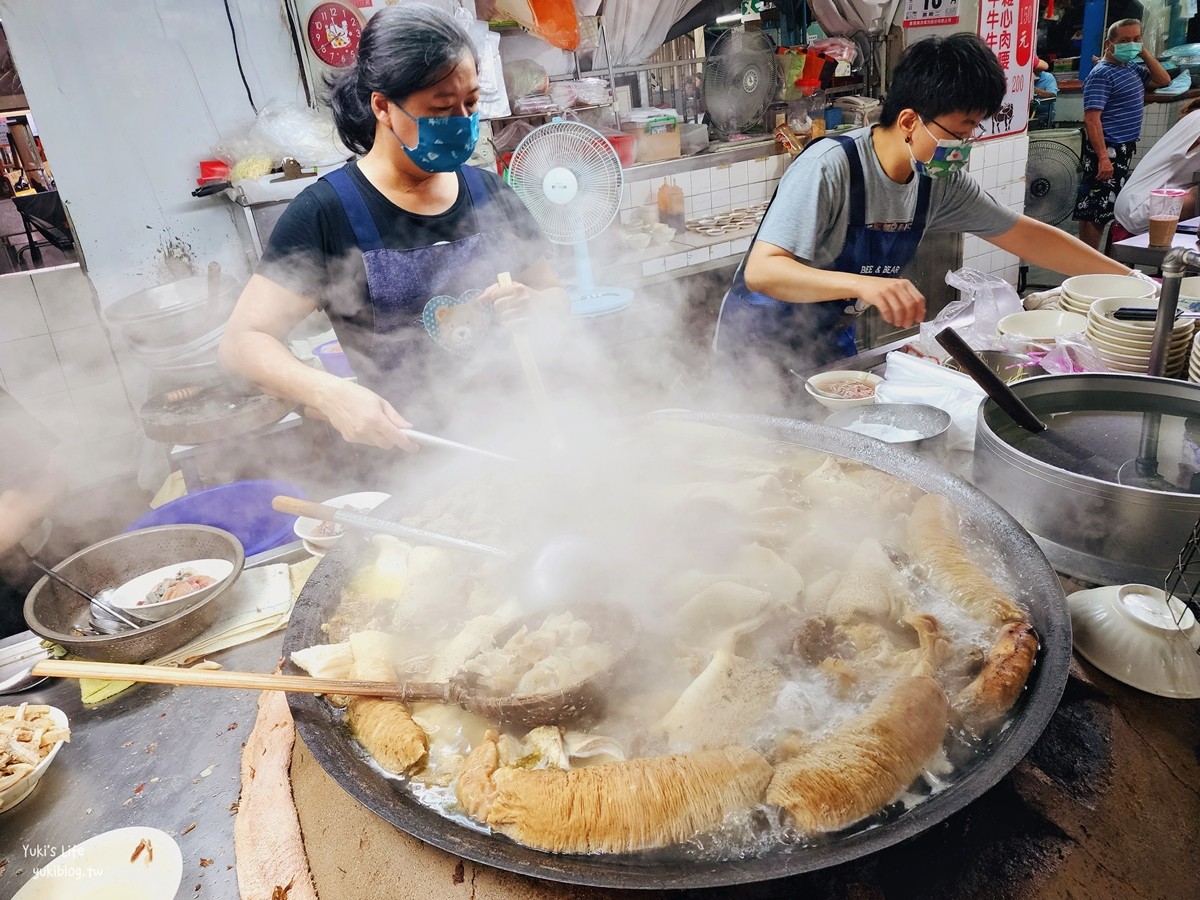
left=107, top=558, right=237, bottom=622
left=649, top=224, right=676, bottom=245
left=0, top=706, right=69, bottom=812
left=997, top=310, right=1088, bottom=340
left=803, top=371, right=884, bottom=410
left=621, top=231, right=652, bottom=251
left=1061, top=274, right=1156, bottom=304
left=1177, top=275, right=1200, bottom=311
left=1088, top=298, right=1194, bottom=335
left=293, top=491, right=391, bottom=549
left=1069, top=584, right=1200, bottom=698
left=12, top=826, right=182, bottom=899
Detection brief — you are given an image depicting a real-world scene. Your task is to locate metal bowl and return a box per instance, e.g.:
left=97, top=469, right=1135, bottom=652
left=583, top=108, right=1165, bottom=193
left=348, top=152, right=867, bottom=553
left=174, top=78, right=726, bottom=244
left=104, top=274, right=238, bottom=347
left=824, top=402, right=952, bottom=447
left=947, top=350, right=1048, bottom=385
left=24, top=525, right=245, bottom=663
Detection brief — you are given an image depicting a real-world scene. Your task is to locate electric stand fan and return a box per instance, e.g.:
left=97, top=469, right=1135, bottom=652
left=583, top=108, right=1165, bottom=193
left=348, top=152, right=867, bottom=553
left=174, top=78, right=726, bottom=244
left=507, top=119, right=632, bottom=317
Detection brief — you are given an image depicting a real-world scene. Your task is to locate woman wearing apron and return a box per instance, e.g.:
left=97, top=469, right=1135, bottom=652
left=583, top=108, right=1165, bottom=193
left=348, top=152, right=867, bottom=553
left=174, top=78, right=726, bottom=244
left=713, top=33, right=1130, bottom=379
left=220, top=4, right=565, bottom=451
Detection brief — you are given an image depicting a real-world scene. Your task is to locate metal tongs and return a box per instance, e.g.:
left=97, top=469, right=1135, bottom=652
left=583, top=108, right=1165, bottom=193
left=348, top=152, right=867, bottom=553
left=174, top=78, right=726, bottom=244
left=1113, top=307, right=1200, bottom=321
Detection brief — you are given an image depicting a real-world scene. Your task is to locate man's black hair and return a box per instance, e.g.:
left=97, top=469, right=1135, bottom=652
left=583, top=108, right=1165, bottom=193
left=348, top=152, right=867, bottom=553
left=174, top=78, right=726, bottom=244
left=880, top=33, right=1007, bottom=127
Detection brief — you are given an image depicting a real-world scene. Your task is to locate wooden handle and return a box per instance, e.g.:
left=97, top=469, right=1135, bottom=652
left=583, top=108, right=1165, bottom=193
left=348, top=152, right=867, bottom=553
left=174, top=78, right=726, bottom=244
left=272, top=495, right=340, bottom=521
left=499, top=271, right=557, bottom=440
left=31, top=658, right=454, bottom=703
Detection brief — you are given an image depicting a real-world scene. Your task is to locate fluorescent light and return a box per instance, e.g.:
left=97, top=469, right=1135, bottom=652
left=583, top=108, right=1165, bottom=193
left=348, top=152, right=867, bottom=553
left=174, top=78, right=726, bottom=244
left=716, top=13, right=742, bottom=24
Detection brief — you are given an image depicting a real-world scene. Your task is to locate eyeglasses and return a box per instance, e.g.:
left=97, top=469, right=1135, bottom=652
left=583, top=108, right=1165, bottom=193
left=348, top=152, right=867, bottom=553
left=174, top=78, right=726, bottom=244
left=927, top=119, right=985, bottom=144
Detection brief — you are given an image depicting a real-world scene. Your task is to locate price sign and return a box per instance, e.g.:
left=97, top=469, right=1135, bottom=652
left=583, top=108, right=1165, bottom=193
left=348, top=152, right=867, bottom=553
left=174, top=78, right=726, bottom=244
left=903, top=0, right=960, bottom=28
left=977, top=0, right=1036, bottom=138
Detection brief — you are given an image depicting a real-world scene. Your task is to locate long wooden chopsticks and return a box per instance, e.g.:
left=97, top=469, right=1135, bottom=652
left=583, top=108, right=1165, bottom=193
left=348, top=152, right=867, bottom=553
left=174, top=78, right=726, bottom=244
left=32, top=658, right=414, bottom=701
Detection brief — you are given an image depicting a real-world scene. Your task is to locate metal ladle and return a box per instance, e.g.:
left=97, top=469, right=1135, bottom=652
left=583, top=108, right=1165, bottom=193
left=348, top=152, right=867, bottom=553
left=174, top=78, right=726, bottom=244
left=25, top=555, right=152, bottom=630
left=273, top=496, right=608, bottom=609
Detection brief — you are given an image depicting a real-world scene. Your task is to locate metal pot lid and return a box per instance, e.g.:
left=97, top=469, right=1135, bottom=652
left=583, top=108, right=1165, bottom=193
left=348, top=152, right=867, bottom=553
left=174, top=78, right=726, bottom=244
left=283, top=412, right=1071, bottom=889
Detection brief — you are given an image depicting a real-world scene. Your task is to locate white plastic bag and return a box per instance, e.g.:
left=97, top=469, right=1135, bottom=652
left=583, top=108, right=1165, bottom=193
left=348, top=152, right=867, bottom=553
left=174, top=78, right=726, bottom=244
left=462, top=11, right=511, bottom=119
left=877, top=351, right=986, bottom=451
left=246, top=99, right=350, bottom=168
left=914, top=267, right=1023, bottom=359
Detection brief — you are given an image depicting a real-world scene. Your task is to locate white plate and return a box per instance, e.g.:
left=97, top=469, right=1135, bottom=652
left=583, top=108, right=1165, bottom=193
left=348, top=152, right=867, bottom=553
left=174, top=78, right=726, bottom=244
left=293, top=491, right=391, bottom=549
left=107, top=559, right=235, bottom=620
left=1069, top=585, right=1200, bottom=698
left=302, top=538, right=327, bottom=558
left=0, top=706, right=68, bottom=812
left=12, top=826, right=182, bottom=899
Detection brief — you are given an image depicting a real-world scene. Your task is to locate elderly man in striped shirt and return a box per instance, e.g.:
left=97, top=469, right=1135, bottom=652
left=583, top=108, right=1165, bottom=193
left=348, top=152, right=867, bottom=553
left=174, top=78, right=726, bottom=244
left=1074, top=18, right=1170, bottom=250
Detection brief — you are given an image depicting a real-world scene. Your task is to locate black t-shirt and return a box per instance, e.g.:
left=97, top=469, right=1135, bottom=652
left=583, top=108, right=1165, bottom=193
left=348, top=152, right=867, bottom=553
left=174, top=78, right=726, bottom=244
left=258, top=161, right=548, bottom=336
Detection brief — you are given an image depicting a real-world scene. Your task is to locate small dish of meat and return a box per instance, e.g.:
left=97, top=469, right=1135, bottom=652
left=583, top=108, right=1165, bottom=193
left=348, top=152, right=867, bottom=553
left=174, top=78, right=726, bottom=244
left=804, top=371, right=884, bottom=411
left=107, top=559, right=236, bottom=621
left=293, top=491, right=391, bottom=551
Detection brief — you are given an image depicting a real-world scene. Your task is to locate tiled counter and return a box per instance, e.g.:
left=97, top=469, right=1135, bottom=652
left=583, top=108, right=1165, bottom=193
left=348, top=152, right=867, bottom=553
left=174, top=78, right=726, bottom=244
left=610, top=140, right=789, bottom=283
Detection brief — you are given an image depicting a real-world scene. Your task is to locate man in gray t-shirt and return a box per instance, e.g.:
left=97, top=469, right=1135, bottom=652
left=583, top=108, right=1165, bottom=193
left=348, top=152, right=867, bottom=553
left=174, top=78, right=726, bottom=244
left=758, top=126, right=1017, bottom=272
left=714, top=33, right=1134, bottom=374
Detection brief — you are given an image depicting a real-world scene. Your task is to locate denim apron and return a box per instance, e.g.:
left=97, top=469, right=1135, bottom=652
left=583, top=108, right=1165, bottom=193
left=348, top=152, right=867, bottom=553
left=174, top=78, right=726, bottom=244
left=713, top=134, right=932, bottom=371
left=324, top=165, right=513, bottom=411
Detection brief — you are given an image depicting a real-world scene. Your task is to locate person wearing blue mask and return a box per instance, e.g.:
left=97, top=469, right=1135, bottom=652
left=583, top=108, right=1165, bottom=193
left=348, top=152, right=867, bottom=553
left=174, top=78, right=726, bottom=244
left=1074, top=18, right=1171, bottom=250
left=713, top=33, right=1128, bottom=375
left=221, top=4, right=565, bottom=451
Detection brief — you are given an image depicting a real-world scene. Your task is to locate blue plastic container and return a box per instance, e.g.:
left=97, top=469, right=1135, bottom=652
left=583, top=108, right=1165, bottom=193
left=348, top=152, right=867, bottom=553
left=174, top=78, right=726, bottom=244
left=128, top=479, right=304, bottom=556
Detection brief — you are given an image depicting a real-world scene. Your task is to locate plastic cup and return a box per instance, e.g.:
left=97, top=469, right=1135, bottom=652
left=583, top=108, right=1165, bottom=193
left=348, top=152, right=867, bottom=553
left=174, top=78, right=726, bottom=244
left=1148, top=188, right=1188, bottom=247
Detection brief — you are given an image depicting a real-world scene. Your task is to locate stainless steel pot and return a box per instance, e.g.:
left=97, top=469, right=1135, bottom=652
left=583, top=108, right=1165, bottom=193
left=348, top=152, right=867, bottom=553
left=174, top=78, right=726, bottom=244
left=283, top=412, right=1071, bottom=890
left=973, top=373, right=1200, bottom=586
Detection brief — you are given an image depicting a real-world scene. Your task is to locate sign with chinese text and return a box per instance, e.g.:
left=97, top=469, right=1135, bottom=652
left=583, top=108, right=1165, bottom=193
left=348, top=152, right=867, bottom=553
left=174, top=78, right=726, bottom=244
left=977, top=0, right=1036, bottom=138
left=903, top=0, right=960, bottom=29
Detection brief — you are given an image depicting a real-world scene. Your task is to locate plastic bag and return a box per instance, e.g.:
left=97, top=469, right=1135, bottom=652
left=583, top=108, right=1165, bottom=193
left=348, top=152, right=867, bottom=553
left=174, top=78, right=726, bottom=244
left=217, top=100, right=349, bottom=170
left=463, top=12, right=511, bottom=119
left=877, top=351, right=987, bottom=451
left=808, top=37, right=858, bottom=63
left=914, top=267, right=1023, bottom=359
left=504, top=58, right=550, bottom=101
left=1009, top=333, right=1110, bottom=374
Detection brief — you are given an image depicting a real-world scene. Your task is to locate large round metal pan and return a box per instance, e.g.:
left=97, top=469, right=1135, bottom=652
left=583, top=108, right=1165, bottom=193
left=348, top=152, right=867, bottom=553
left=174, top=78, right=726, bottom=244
left=284, top=412, right=1071, bottom=890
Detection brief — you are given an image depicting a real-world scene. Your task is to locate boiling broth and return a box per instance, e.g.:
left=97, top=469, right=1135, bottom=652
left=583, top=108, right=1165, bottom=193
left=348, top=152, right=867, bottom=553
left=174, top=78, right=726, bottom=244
left=1001, top=408, right=1200, bottom=492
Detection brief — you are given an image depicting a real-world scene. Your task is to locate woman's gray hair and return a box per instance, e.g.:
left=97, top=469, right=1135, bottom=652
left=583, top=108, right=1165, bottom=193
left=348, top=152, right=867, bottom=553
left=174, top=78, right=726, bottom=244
left=327, top=4, right=479, bottom=155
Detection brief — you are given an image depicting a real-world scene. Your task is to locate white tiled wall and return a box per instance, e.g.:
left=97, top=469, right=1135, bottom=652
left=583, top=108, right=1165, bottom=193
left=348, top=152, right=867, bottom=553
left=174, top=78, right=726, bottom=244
left=618, top=142, right=1038, bottom=288
left=1133, top=100, right=1187, bottom=169
left=0, top=267, right=139, bottom=485
left=962, top=133, right=1029, bottom=285
left=617, top=154, right=791, bottom=280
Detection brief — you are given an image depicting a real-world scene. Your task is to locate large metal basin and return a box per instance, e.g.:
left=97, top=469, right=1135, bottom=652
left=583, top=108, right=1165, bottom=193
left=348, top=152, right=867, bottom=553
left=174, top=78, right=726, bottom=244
left=284, top=412, right=1071, bottom=889
left=973, top=373, right=1200, bottom=586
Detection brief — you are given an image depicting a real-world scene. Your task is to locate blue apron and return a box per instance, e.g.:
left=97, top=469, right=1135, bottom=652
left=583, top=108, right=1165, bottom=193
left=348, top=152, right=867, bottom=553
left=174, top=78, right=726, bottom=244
left=323, top=164, right=513, bottom=409
left=713, top=134, right=932, bottom=370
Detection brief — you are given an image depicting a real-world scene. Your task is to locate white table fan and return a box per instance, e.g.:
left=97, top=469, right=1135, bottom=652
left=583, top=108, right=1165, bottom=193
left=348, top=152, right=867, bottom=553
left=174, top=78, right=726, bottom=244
left=507, top=119, right=632, bottom=317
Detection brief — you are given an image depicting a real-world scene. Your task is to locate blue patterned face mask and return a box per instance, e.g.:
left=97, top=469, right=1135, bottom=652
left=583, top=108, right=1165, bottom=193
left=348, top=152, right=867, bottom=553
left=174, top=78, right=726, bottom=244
left=391, top=105, right=479, bottom=172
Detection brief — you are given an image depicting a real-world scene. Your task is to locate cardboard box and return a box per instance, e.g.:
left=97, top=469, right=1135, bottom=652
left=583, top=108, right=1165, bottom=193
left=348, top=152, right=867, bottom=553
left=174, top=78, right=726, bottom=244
left=622, top=118, right=681, bottom=164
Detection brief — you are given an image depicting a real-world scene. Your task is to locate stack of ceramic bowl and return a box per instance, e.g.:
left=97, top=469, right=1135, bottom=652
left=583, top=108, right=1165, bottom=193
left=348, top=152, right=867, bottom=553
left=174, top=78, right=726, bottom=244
left=1059, top=273, right=1155, bottom=315
left=1086, top=298, right=1193, bottom=375
left=1189, top=330, right=1200, bottom=384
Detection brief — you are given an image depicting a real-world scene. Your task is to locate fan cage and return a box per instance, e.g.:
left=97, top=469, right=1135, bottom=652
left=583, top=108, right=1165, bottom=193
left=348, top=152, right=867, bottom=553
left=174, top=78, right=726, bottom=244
left=703, top=28, right=779, bottom=136
left=1024, top=139, right=1080, bottom=227
left=508, top=121, right=625, bottom=245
